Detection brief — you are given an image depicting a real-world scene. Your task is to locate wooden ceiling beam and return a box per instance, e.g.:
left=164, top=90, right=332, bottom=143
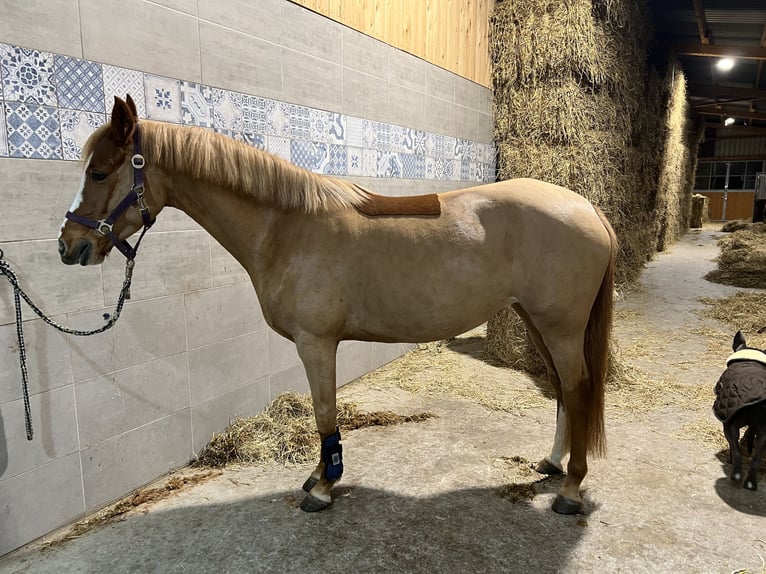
left=692, top=0, right=709, bottom=45
left=674, top=44, right=766, bottom=60
left=686, top=84, right=766, bottom=101
left=696, top=106, right=766, bottom=121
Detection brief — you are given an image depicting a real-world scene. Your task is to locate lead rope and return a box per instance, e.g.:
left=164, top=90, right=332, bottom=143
left=0, top=248, right=135, bottom=440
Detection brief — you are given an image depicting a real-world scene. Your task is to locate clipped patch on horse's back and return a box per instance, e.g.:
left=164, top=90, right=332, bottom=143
left=355, top=192, right=441, bottom=217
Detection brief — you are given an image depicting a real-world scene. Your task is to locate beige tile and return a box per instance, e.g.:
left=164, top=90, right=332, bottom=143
left=0, top=316, right=72, bottom=403
left=281, top=1, right=342, bottom=64
left=342, top=69, right=390, bottom=124
left=189, top=331, right=269, bottom=405
left=0, top=386, right=78, bottom=479
left=210, top=238, right=250, bottom=287
left=81, top=410, right=192, bottom=509
left=386, top=84, right=428, bottom=133
left=185, top=282, right=266, bottom=350
left=75, top=353, right=190, bottom=448
left=426, top=65, right=456, bottom=102
left=343, top=27, right=391, bottom=80
left=389, top=49, right=427, bottom=93
left=151, top=0, right=197, bottom=15
left=191, top=375, right=270, bottom=454
left=0, top=0, right=82, bottom=57
left=68, top=295, right=187, bottom=382
left=80, top=0, right=201, bottom=81
left=268, top=330, right=301, bottom=375
left=100, top=230, right=212, bottom=302
left=199, top=20, right=282, bottom=99
left=0, top=453, right=84, bottom=556
left=0, top=159, right=84, bottom=242
left=269, top=364, right=310, bottom=398
left=0, top=240, right=104, bottom=326
left=198, top=0, right=285, bottom=44
left=425, top=97, right=456, bottom=138
left=283, top=49, right=343, bottom=112
left=147, top=207, right=202, bottom=233
left=337, top=341, right=372, bottom=386
left=371, top=342, right=412, bottom=370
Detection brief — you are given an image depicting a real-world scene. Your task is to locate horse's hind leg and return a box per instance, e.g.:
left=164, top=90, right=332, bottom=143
left=744, top=425, right=766, bottom=491
left=512, top=304, right=566, bottom=475
left=724, top=420, right=743, bottom=483
left=546, top=339, right=594, bottom=514
left=294, top=334, right=342, bottom=512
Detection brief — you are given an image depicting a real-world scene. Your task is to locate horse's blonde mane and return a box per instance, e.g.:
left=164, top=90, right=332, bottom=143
left=84, top=121, right=370, bottom=213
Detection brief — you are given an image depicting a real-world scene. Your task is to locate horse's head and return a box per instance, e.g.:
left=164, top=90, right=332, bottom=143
left=58, top=95, right=159, bottom=265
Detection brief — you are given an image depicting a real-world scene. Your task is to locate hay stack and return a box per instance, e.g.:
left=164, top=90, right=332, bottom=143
left=487, top=0, right=700, bottom=365
left=706, top=224, right=766, bottom=288
left=690, top=194, right=709, bottom=228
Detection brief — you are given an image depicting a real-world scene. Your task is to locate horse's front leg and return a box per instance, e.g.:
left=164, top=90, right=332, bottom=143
left=294, top=334, right=342, bottom=512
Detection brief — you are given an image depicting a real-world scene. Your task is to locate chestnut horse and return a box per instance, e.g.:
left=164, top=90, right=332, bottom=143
left=58, top=96, right=616, bottom=514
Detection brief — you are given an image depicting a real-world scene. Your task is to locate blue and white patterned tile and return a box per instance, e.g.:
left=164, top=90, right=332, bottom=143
left=5, top=101, right=61, bottom=159
left=267, top=135, right=291, bottom=162
left=323, top=144, right=347, bottom=176
left=424, top=156, right=436, bottom=180
left=213, top=127, right=240, bottom=143
left=347, top=146, right=363, bottom=177
left=290, top=139, right=328, bottom=172
left=241, top=95, right=277, bottom=135
left=54, top=55, right=105, bottom=112
left=144, top=75, right=181, bottom=123
left=362, top=148, right=377, bottom=177
left=211, top=89, right=243, bottom=131
left=389, top=125, right=407, bottom=154
left=267, top=102, right=291, bottom=138
left=286, top=104, right=311, bottom=141
left=459, top=159, right=470, bottom=182
left=443, top=136, right=457, bottom=161
left=0, top=45, right=57, bottom=105
left=401, top=153, right=426, bottom=179
left=345, top=116, right=364, bottom=148
left=0, top=107, right=8, bottom=157
left=377, top=151, right=403, bottom=178
left=309, top=110, right=346, bottom=145
left=60, top=109, right=106, bottom=160
left=241, top=131, right=266, bottom=150
left=103, top=65, right=146, bottom=118
left=180, top=82, right=214, bottom=127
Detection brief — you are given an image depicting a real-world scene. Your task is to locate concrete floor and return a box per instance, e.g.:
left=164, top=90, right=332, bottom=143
left=1, top=225, right=765, bottom=573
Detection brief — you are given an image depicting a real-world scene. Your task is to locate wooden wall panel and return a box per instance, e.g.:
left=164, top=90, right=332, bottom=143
left=290, top=0, right=494, bottom=86
left=697, top=191, right=756, bottom=221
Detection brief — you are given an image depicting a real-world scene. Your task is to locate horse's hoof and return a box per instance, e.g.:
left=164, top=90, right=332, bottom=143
left=744, top=480, right=757, bottom=491
left=731, top=472, right=742, bottom=482
left=300, top=494, right=332, bottom=512
left=302, top=476, right=319, bottom=493
left=552, top=494, right=582, bottom=515
left=536, top=458, right=564, bottom=475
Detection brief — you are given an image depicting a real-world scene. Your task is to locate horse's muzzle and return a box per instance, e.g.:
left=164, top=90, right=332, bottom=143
left=59, top=238, right=93, bottom=266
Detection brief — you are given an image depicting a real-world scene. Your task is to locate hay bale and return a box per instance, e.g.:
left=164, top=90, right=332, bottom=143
left=706, top=224, right=766, bottom=288
left=194, top=392, right=434, bottom=468
left=689, top=194, right=709, bottom=228
left=485, top=307, right=547, bottom=376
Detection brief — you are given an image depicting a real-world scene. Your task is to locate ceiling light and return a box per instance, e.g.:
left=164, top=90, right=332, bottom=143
left=717, top=58, right=735, bottom=71
left=724, top=117, right=735, bottom=126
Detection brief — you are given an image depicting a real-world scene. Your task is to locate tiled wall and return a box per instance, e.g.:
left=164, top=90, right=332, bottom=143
left=0, top=0, right=495, bottom=556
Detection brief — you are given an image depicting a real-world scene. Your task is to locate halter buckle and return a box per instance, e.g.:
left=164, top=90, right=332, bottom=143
left=131, top=154, right=145, bottom=169
left=96, top=219, right=113, bottom=236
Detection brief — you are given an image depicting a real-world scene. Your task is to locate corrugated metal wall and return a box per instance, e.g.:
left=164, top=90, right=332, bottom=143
left=715, top=136, right=766, bottom=157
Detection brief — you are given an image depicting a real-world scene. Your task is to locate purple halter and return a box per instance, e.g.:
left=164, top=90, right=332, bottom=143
left=65, top=125, right=155, bottom=260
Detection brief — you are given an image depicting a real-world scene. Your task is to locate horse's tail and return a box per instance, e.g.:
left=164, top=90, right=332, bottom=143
left=584, top=207, right=617, bottom=457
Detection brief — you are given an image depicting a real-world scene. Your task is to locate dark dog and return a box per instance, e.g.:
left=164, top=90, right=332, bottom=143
left=713, top=331, right=766, bottom=490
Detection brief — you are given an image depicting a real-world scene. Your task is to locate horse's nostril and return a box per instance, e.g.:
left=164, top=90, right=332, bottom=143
left=58, top=239, right=66, bottom=256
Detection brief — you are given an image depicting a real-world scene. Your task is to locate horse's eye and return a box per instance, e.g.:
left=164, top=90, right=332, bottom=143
left=91, top=171, right=108, bottom=182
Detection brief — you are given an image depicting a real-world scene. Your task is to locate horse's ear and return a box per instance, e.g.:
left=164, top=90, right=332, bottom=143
left=110, top=96, right=136, bottom=145
left=733, top=330, right=747, bottom=351
left=125, top=94, right=139, bottom=119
